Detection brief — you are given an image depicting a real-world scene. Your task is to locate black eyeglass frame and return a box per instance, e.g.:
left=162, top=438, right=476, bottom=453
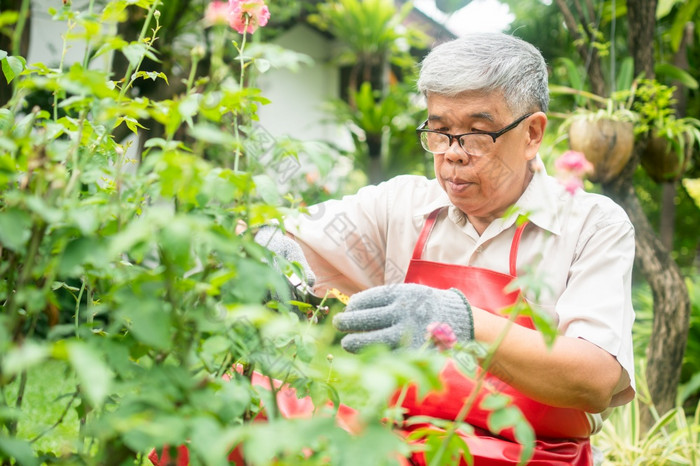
left=416, top=112, right=534, bottom=156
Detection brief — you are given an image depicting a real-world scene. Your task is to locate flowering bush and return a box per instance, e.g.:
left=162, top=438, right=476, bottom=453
left=0, top=1, right=540, bottom=464
left=0, top=1, right=445, bottom=463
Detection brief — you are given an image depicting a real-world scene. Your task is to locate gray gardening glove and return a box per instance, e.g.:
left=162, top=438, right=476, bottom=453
left=333, top=283, right=474, bottom=353
left=254, top=225, right=316, bottom=292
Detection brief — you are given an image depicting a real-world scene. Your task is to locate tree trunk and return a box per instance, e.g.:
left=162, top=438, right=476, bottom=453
left=659, top=182, right=676, bottom=250
left=553, top=0, right=607, bottom=97
left=625, top=0, right=691, bottom=430
left=657, top=23, right=694, bottom=253
left=626, top=0, right=657, bottom=79
left=603, top=154, right=690, bottom=428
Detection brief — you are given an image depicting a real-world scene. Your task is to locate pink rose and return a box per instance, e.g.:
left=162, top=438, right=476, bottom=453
left=228, top=0, right=270, bottom=34
left=426, top=322, right=457, bottom=351
left=559, top=175, right=584, bottom=195
left=554, top=150, right=593, bottom=195
left=204, top=1, right=231, bottom=27
left=555, top=150, right=593, bottom=177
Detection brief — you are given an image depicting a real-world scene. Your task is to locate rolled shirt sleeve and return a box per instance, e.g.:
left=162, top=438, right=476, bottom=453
left=556, top=210, right=636, bottom=405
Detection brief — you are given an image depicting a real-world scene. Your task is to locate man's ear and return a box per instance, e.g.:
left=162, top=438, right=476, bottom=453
left=524, top=112, right=547, bottom=160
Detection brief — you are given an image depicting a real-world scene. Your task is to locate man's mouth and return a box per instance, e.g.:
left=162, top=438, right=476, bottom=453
left=444, top=177, right=474, bottom=193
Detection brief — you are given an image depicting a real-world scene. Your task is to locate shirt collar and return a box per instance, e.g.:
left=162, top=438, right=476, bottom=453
left=508, top=159, right=563, bottom=235
left=412, top=179, right=451, bottom=217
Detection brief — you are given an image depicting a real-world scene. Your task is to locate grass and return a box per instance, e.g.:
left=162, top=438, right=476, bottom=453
left=4, top=360, right=81, bottom=457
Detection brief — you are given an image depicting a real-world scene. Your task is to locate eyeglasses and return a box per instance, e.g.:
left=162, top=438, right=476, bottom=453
left=416, top=113, right=533, bottom=157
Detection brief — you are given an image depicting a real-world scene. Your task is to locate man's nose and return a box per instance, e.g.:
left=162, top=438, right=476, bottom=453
left=444, top=140, right=469, bottom=165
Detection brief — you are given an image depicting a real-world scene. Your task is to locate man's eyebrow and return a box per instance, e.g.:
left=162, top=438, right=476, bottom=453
left=470, top=112, right=495, bottom=122
left=427, top=112, right=495, bottom=123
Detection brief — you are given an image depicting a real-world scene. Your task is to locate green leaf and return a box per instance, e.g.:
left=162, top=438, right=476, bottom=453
left=616, top=57, right=635, bottom=92
left=513, top=420, right=535, bottom=464
left=160, top=216, right=196, bottom=267
left=59, top=237, right=103, bottom=276
left=253, top=174, right=280, bottom=205
left=118, top=299, right=173, bottom=350
left=189, top=417, right=240, bottom=466
left=655, top=63, right=699, bottom=90
left=254, top=58, right=271, bottom=74
left=218, top=378, right=252, bottom=420
left=131, top=70, right=169, bottom=87
left=1, top=54, right=25, bottom=84
left=2, top=341, right=49, bottom=376
left=488, top=405, right=521, bottom=433
left=122, top=43, right=147, bottom=67
left=25, top=195, right=62, bottom=223
left=0, top=436, right=38, bottom=466
left=0, top=12, right=19, bottom=29
left=0, top=209, right=32, bottom=252
left=480, top=393, right=510, bottom=411
left=295, top=334, right=316, bottom=363
left=188, top=123, right=237, bottom=146
left=121, top=415, right=189, bottom=452
left=67, top=341, right=114, bottom=408
left=656, top=0, right=681, bottom=18
left=682, top=178, right=700, bottom=210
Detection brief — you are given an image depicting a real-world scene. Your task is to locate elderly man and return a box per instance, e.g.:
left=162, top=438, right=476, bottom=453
left=259, top=32, right=635, bottom=465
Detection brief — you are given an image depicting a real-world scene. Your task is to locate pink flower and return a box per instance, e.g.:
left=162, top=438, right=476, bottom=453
left=426, top=322, right=457, bottom=351
left=228, top=0, right=270, bottom=34
left=560, top=175, right=584, bottom=195
left=204, top=1, right=231, bottom=27
left=555, top=150, right=593, bottom=177
left=554, top=150, right=593, bottom=195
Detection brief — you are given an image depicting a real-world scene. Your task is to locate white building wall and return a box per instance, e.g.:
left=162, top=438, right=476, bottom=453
left=256, top=24, right=352, bottom=150
left=28, top=0, right=110, bottom=69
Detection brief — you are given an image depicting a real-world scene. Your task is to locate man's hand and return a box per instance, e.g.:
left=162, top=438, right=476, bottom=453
left=333, top=283, right=473, bottom=353
left=254, top=225, right=316, bottom=290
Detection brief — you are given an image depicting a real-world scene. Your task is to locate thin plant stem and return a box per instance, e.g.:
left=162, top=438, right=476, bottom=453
left=233, top=16, right=251, bottom=173
left=5, top=223, right=46, bottom=322
left=86, top=284, right=94, bottom=325
left=7, top=370, right=28, bottom=436
left=30, top=391, right=80, bottom=443
left=185, top=55, right=201, bottom=94
left=117, top=0, right=160, bottom=102
left=81, top=0, right=97, bottom=69
left=74, top=279, right=86, bottom=338
left=53, top=20, right=76, bottom=122
left=63, top=110, right=88, bottom=198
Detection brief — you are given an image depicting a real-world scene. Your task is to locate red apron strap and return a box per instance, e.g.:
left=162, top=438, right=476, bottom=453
left=509, top=221, right=529, bottom=277
left=413, top=210, right=529, bottom=276
left=411, top=208, right=443, bottom=261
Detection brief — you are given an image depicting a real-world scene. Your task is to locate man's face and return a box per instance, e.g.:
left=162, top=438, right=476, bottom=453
left=425, top=91, right=545, bottom=228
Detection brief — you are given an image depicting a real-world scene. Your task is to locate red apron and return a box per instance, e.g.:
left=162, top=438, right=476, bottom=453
left=399, top=208, right=593, bottom=465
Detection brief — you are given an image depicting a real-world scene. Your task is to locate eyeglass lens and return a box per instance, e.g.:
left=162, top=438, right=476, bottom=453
left=420, top=132, right=493, bottom=157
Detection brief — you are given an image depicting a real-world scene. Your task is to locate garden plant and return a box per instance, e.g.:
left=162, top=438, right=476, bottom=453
left=0, top=0, right=545, bottom=464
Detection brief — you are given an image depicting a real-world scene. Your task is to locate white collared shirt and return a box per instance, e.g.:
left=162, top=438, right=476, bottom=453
left=285, top=168, right=636, bottom=425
